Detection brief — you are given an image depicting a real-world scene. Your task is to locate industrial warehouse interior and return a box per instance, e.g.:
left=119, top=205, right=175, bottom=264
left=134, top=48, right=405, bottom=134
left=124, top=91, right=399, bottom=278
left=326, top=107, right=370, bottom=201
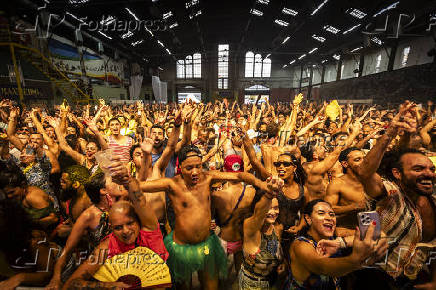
left=0, top=1, right=436, bottom=290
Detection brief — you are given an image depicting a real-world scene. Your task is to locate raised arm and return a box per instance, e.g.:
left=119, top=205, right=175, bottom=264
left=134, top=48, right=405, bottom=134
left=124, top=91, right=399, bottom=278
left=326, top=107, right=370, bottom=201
left=310, top=122, right=360, bottom=175
left=127, top=178, right=158, bottom=230
left=88, top=121, right=108, bottom=150
left=419, top=117, right=436, bottom=147
left=155, top=111, right=182, bottom=173
left=242, top=133, right=270, bottom=180
left=50, top=118, right=85, bottom=165
left=6, top=107, right=24, bottom=151
left=355, top=102, right=417, bottom=199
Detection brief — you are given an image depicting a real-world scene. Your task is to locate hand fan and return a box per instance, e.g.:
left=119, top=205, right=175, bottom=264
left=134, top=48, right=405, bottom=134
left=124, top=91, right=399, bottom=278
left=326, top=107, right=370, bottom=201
left=93, top=246, right=171, bottom=289
left=325, top=100, right=341, bottom=121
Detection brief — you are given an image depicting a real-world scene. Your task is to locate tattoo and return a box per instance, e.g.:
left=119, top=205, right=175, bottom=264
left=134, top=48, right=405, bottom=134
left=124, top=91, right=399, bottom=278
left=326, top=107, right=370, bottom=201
left=130, top=190, right=143, bottom=202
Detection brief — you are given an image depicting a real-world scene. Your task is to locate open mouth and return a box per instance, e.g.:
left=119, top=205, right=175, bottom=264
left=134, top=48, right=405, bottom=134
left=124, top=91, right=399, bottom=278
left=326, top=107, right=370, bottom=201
left=417, top=179, right=433, bottom=189
left=278, top=170, right=285, bottom=177
left=323, top=223, right=334, bottom=231
left=266, top=213, right=278, bottom=219
left=192, top=176, right=199, bottom=183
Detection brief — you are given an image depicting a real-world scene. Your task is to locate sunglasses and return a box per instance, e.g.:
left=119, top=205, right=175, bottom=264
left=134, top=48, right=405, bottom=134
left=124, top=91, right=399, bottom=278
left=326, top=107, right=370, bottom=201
left=273, top=161, right=294, bottom=168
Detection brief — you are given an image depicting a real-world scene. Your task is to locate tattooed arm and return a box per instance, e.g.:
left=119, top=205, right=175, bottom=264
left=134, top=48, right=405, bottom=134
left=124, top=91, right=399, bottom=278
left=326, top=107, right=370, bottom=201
left=127, top=178, right=159, bottom=231
left=63, top=239, right=130, bottom=289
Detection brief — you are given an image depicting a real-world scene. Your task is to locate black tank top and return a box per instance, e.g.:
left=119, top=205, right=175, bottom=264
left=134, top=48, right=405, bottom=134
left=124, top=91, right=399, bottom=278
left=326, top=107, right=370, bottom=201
left=277, top=183, right=305, bottom=229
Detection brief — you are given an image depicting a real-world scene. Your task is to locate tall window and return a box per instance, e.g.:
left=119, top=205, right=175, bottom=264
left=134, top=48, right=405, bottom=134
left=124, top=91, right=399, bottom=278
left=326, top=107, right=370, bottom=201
left=176, top=53, right=202, bottom=79
left=244, top=51, right=271, bottom=77
left=375, top=54, right=382, bottom=73
left=401, top=46, right=410, bottom=67
left=218, top=44, right=229, bottom=89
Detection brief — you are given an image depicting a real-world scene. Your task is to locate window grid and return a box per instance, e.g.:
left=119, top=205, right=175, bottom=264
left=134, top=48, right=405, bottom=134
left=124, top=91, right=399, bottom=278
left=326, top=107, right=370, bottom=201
left=218, top=44, right=229, bottom=89
left=176, top=53, right=202, bottom=79
left=244, top=51, right=272, bottom=78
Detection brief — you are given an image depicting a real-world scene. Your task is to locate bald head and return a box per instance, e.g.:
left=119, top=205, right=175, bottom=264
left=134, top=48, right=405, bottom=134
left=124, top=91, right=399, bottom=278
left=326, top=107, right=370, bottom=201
left=109, top=201, right=137, bottom=223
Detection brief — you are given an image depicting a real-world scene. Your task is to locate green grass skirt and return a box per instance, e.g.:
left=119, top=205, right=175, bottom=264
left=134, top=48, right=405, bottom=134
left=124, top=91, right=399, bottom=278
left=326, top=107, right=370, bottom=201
left=164, top=231, right=227, bottom=283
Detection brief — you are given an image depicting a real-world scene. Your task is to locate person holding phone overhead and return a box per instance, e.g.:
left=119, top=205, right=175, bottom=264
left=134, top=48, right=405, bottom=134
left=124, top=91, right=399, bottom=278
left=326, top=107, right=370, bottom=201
left=288, top=199, right=387, bottom=290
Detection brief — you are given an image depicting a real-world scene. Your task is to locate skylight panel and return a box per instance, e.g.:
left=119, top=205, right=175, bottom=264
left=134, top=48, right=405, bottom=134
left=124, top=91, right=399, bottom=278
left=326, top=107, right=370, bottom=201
left=373, top=1, right=399, bottom=17
left=350, top=46, right=363, bottom=52
left=185, top=0, right=199, bottom=9
left=346, top=8, right=367, bottom=19
left=282, top=36, right=290, bottom=44
left=282, top=8, right=298, bottom=16
left=163, top=11, right=173, bottom=20
left=371, top=37, right=383, bottom=45
left=250, top=9, right=263, bottom=16
left=98, top=31, right=112, bottom=40
left=323, top=25, right=340, bottom=34
left=121, top=31, right=133, bottom=39
left=131, top=40, right=143, bottom=46
left=342, top=24, right=361, bottom=35
left=308, top=47, right=318, bottom=54
left=275, top=19, right=289, bottom=27
left=169, top=22, right=178, bottom=29
left=312, top=34, right=326, bottom=43
left=125, top=8, right=139, bottom=21
left=257, top=0, right=269, bottom=5
left=311, top=0, right=329, bottom=16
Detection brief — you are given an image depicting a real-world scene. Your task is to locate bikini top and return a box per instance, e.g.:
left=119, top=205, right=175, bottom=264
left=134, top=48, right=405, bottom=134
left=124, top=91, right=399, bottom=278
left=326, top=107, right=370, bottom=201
left=216, top=183, right=247, bottom=228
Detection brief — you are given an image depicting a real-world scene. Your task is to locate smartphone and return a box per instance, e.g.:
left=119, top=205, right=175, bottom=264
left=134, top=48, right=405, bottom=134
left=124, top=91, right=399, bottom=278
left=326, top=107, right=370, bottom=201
left=357, top=211, right=381, bottom=240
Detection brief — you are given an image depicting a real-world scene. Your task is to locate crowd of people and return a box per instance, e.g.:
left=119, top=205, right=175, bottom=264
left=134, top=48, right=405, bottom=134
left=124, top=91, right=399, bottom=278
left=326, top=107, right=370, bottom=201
left=0, top=95, right=434, bottom=290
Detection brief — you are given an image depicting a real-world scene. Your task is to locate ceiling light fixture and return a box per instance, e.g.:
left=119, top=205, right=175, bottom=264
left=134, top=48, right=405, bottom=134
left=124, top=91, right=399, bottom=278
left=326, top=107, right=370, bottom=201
left=165, top=48, right=171, bottom=55
left=371, top=37, right=383, bottom=45
left=298, top=54, right=306, bottom=60
left=312, top=34, right=326, bottom=42
left=257, top=0, right=269, bottom=5
left=169, top=22, right=178, bottom=29
left=346, top=8, right=367, bottom=19
left=323, top=25, right=340, bottom=34
left=283, top=64, right=288, bottom=68
left=265, top=53, right=271, bottom=58
left=289, top=59, right=296, bottom=64
left=250, top=9, right=263, bottom=16
left=274, top=19, right=289, bottom=27
left=321, top=59, right=327, bottom=63
left=282, top=8, right=298, bottom=16
left=185, top=0, right=199, bottom=9
left=332, top=54, right=340, bottom=60
left=157, top=40, right=165, bottom=47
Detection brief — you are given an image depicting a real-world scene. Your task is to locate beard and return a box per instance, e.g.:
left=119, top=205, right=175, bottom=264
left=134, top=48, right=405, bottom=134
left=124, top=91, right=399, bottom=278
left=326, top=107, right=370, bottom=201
left=153, top=139, right=164, bottom=149
left=60, top=186, right=78, bottom=202
left=402, top=174, right=434, bottom=196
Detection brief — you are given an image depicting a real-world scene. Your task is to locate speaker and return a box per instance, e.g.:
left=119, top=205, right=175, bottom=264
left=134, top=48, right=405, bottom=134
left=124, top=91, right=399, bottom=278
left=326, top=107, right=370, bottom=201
left=75, top=30, right=83, bottom=46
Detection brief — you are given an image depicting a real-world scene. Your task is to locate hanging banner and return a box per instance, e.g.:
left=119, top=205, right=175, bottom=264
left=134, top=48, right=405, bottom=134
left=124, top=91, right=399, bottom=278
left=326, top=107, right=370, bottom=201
left=152, top=76, right=167, bottom=104
left=48, top=38, right=124, bottom=83
left=129, top=75, right=143, bottom=100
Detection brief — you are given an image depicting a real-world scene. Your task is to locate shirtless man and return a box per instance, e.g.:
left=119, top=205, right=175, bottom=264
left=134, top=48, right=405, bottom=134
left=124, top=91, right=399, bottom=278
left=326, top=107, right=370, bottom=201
left=212, top=155, right=256, bottom=284
left=303, top=122, right=360, bottom=201
left=325, top=147, right=367, bottom=228
left=109, top=145, right=278, bottom=290
left=140, top=110, right=188, bottom=235
left=45, top=172, right=128, bottom=290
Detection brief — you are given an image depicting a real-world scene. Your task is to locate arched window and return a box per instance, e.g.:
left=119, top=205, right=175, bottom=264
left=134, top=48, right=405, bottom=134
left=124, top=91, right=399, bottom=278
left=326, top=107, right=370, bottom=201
left=176, top=60, right=185, bottom=78
left=193, top=53, right=201, bottom=78
left=262, top=58, right=271, bottom=77
left=176, top=53, right=202, bottom=79
left=185, top=55, right=193, bottom=78
left=245, top=52, right=272, bottom=78
left=254, top=54, right=262, bottom=77
left=245, top=51, right=254, bottom=77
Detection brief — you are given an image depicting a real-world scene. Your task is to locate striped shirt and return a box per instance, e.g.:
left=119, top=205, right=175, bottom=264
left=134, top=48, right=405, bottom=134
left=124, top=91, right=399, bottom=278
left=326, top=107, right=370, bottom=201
left=372, top=179, right=436, bottom=280
left=107, top=135, right=133, bottom=164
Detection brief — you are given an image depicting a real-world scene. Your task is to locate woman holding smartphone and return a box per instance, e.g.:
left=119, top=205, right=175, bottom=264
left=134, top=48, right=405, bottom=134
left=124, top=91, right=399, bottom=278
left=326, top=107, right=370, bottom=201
left=287, top=199, right=388, bottom=290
